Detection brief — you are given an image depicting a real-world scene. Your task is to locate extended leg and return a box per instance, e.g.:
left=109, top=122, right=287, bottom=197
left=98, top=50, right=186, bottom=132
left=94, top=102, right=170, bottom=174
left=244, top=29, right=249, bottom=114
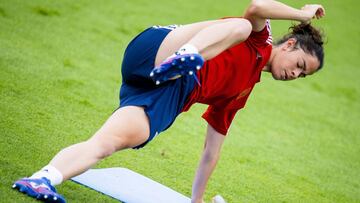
left=13, top=106, right=150, bottom=202
left=48, top=106, right=149, bottom=180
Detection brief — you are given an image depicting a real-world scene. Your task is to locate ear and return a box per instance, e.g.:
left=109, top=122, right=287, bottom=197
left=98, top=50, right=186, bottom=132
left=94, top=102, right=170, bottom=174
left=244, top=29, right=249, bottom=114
left=282, top=38, right=297, bottom=51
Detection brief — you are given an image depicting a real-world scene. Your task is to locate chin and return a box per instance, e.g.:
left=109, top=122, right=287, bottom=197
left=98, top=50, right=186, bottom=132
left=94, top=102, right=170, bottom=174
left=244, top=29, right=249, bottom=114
left=271, top=70, right=281, bottom=80
left=267, top=65, right=280, bottom=80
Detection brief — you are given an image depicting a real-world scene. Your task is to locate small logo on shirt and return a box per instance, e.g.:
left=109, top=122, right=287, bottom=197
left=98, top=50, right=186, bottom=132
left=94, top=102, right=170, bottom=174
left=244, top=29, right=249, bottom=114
left=236, top=88, right=252, bottom=100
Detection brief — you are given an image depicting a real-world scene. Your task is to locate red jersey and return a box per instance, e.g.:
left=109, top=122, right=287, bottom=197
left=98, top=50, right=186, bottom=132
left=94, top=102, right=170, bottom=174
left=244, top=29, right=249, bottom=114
left=182, top=20, right=273, bottom=135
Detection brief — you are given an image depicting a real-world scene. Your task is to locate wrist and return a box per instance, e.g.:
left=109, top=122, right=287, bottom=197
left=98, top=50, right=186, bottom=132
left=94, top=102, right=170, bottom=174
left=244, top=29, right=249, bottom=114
left=191, top=198, right=204, bottom=203
left=192, top=192, right=204, bottom=203
left=298, top=9, right=312, bottom=23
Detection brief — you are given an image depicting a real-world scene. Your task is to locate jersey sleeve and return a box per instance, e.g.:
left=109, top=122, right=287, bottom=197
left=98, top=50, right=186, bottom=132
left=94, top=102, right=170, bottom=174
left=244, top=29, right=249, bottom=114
left=202, top=105, right=239, bottom=135
left=247, top=19, right=272, bottom=47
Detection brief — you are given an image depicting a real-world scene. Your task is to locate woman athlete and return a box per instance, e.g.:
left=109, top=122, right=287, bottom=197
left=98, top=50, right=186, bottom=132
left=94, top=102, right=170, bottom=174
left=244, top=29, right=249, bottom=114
left=13, top=0, right=325, bottom=203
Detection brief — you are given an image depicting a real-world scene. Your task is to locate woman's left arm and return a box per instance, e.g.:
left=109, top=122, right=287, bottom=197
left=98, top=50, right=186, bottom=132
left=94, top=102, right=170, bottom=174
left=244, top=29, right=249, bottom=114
left=244, top=0, right=325, bottom=31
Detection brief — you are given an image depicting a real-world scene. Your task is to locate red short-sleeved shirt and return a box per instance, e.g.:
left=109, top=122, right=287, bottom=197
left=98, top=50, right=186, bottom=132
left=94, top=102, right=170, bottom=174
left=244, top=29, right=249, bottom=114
left=182, top=19, right=273, bottom=135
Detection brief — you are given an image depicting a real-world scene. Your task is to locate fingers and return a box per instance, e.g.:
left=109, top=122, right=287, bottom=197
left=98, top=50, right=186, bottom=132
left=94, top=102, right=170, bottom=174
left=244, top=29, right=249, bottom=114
left=301, top=4, right=326, bottom=22
left=212, top=195, right=226, bottom=203
left=314, top=5, right=325, bottom=19
left=316, top=5, right=326, bottom=18
left=320, top=5, right=326, bottom=16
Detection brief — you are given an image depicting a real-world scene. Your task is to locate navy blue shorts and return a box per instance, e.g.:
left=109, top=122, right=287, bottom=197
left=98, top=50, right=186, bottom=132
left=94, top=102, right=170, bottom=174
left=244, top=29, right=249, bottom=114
left=119, top=26, right=196, bottom=149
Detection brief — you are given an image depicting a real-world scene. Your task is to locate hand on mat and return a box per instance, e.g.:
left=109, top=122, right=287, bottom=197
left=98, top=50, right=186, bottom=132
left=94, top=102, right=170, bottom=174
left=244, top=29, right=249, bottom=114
left=212, top=194, right=227, bottom=203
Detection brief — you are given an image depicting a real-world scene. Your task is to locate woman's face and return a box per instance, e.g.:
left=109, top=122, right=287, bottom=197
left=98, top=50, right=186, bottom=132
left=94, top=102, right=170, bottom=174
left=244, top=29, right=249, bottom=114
left=269, top=39, right=320, bottom=81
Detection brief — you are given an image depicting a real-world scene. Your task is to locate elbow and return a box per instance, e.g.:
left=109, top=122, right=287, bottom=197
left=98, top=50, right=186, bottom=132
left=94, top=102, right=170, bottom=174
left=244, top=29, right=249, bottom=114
left=246, top=0, right=266, bottom=17
left=203, top=148, right=220, bottom=163
left=203, top=152, right=219, bottom=164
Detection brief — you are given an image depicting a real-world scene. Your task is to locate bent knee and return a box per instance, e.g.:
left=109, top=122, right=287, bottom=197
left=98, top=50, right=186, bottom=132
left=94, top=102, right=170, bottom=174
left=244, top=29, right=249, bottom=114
left=227, top=18, right=252, bottom=42
left=86, top=138, right=118, bottom=159
left=87, top=135, right=129, bottom=159
left=89, top=131, right=148, bottom=158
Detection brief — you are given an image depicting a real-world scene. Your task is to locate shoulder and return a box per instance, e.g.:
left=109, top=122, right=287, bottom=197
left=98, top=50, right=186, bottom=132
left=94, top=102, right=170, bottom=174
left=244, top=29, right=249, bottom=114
left=247, top=19, right=272, bottom=46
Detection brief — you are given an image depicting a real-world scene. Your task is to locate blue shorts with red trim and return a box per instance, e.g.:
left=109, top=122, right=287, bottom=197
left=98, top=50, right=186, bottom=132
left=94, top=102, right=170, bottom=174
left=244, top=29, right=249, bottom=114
left=119, top=26, right=196, bottom=149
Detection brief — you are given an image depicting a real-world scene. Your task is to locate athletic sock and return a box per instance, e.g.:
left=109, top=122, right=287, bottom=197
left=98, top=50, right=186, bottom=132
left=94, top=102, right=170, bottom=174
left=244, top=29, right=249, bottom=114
left=30, top=165, right=64, bottom=186
left=176, top=44, right=199, bottom=55
left=166, top=44, right=199, bottom=60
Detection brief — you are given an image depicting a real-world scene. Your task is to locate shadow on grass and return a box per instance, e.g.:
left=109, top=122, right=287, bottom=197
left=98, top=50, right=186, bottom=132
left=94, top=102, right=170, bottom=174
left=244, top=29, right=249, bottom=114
left=0, top=7, right=7, bottom=17
left=33, top=6, right=60, bottom=17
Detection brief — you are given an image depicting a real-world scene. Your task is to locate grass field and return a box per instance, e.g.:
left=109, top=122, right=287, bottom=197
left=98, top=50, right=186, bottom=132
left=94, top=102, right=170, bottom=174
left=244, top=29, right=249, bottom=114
left=1, top=0, right=359, bottom=202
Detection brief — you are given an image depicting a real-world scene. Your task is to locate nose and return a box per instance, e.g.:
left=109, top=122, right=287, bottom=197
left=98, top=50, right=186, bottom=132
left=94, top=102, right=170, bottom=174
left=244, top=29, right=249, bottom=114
left=291, top=68, right=302, bottom=79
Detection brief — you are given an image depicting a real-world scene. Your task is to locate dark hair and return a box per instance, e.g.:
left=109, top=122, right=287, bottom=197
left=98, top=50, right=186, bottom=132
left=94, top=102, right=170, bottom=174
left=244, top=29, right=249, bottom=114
left=277, top=23, right=325, bottom=70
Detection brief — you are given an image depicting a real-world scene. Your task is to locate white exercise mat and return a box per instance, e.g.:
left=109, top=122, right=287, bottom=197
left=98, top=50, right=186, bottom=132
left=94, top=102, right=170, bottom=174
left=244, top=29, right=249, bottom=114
left=71, top=167, right=191, bottom=203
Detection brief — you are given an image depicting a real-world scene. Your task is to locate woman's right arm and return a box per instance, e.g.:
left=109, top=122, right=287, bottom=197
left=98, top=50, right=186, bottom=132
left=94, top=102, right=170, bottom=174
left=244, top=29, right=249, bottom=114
left=244, top=0, right=325, bottom=31
left=191, top=125, right=225, bottom=203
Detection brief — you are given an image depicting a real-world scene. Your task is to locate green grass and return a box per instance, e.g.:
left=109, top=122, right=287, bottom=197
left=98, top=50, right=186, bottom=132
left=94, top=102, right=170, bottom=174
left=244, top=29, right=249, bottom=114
left=1, top=0, right=359, bottom=202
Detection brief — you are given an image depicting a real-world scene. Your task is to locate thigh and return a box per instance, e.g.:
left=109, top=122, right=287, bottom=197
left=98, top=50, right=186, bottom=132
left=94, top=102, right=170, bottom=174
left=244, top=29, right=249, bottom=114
left=121, top=27, right=170, bottom=87
left=90, top=106, right=150, bottom=150
left=154, top=19, right=232, bottom=66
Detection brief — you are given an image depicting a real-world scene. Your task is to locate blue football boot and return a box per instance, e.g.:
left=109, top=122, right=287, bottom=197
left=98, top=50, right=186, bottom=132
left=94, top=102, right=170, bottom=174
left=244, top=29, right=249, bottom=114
left=13, top=177, right=66, bottom=203
left=150, top=53, right=204, bottom=85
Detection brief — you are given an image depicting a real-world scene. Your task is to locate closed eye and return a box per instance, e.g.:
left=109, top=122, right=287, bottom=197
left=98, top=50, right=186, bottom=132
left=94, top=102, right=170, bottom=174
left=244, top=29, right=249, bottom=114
left=297, top=62, right=307, bottom=78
